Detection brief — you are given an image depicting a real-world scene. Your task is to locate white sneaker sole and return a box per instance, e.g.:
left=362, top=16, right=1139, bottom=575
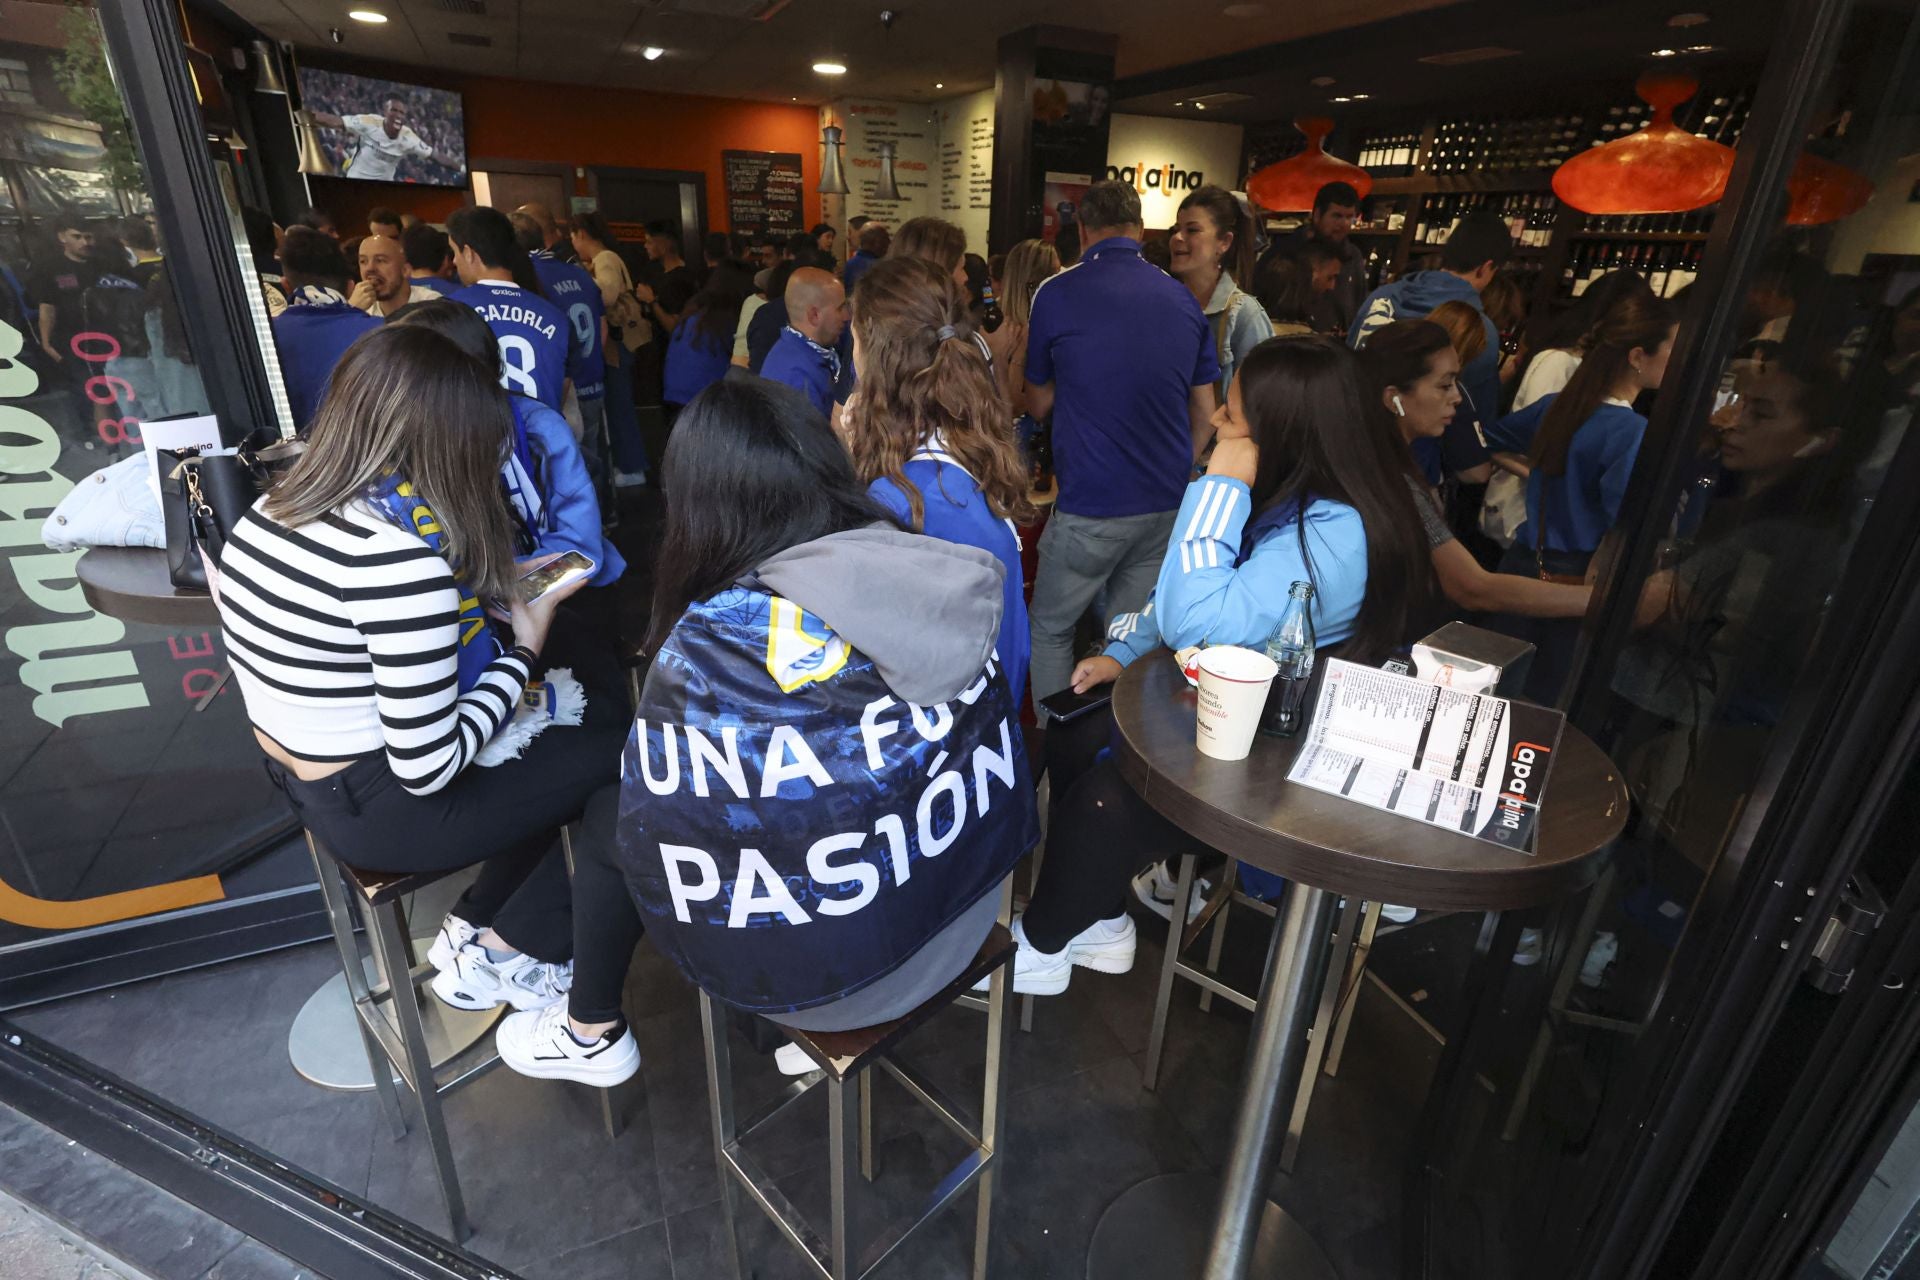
left=1069, top=941, right=1135, bottom=975
left=498, top=1037, right=640, bottom=1087
left=428, top=967, right=567, bottom=1013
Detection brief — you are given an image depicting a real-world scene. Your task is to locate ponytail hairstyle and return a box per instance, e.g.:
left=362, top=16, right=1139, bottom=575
left=1234, top=336, right=1434, bottom=664
left=1355, top=318, right=1455, bottom=478
left=1532, top=293, right=1676, bottom=477
left=845, top=255, right=1036, bottom=530
left=1177, top=185, right=1258, bottom=290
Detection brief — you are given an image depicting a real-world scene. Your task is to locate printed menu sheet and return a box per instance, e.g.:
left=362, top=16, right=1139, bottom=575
left=1286, top=659, right=1564, bottom=854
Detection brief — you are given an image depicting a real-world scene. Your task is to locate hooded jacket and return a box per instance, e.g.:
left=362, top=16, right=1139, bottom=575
left=617, top=527, right=1039, bottom=1013
left=1350, top=269, right=1500, bottom=478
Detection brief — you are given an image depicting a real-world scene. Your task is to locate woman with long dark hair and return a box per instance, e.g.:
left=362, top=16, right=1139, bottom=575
left=1008, top=336, right=1433, bottom=992
left=1170, top=185, right=1273, bottom=403
left=215, top=324, right=642, bottom=1086
left=1512, top=270, right=1657, bottom=410
left=843, top=255, right=1036, bottom=698
left=887, top=215, right=969, bottom=287
left=1486, top=292, right=1678, bottom=699
left=624, top=378, right=1037, bottom=1034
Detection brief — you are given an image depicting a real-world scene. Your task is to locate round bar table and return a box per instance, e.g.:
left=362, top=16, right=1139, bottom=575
left=76, top=545, right=502, bottom=1089
left=1087, top=655, right=1629, bottom=1280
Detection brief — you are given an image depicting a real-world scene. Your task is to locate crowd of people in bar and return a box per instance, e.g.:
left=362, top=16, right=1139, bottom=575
left=9, top=166, right=1911, bottom=1099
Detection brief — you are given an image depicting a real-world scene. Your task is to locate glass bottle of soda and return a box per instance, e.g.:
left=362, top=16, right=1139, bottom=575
left=1260, top=581, right=1316, bottom=738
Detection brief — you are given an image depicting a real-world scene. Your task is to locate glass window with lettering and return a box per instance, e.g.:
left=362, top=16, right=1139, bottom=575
left=0, top=5, right=284, bottom=962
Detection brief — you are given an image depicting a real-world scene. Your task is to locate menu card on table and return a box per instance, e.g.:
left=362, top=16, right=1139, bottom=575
left=1285, top=659, right=1565, bottom=854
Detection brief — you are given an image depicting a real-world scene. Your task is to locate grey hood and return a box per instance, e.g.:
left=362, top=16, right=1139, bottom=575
left=756, top=526, right=1006, bottom=706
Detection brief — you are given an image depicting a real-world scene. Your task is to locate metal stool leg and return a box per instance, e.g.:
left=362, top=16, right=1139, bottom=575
left=974, top=916, right=1013, bottom=1280
left=700, top=991, right=746, bottom=1280
left=371, top=899, right=470, bottom=1244
left=306, top=836, right=405, bottom=1136
left=1280, top=895, right=1365, bottom=1173
left=1198, top=892, right=1231, bottom=1014
left=560, top=825, right=625, bottom=1141
left=858, top=1071, right=876, bottom=1183
left=1324, top=900, right=1383, bottom=1078
left=1142, top=853, right=1201, bottom=1092
left=1019, top=840, right=1043, bottom=1035
left=828, top=1075, right=857, bottom=1280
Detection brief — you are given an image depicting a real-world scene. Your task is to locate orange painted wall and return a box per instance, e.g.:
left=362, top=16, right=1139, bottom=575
left=298, top=58, right=822, bottom=237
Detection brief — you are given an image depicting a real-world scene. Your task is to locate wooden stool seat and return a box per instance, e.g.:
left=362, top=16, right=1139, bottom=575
left=333, top=861, right=455, bottom=908
left=779, top=926, right=1014, bottom=1082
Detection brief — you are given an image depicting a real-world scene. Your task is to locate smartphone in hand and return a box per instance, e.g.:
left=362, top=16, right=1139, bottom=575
left=516, top=551, right=596, bottom=603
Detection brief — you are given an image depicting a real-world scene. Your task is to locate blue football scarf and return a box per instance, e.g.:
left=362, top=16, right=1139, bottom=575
left=782, top=325, right=842, bottom=384
left=364, top=476, right=501, bottom=693
left=501, top=399, right=547, bottom=552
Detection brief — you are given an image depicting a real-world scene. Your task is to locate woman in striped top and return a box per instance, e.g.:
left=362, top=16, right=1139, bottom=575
left=218, top=323, right=642, bottom=1087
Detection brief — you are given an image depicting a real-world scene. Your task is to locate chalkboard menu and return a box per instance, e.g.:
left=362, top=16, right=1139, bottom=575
left=723, top=150, right=804, bottom=237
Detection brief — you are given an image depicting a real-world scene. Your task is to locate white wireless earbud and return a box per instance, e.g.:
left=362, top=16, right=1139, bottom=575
left=1392, top=395, right=1406, bottom=417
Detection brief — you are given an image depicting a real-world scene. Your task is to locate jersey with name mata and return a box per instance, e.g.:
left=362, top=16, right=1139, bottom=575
left=449, top=279, right=569, bottom=411
left=530, top=250, right=605, bottom=401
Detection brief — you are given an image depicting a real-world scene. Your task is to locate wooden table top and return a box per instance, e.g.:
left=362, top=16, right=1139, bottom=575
left=1110, top=654, right=1630, bottom=913
left=77, top=546, right=218, bottom=629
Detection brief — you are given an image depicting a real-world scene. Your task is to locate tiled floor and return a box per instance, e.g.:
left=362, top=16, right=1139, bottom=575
left=11, top=891, right=1441, bottom=1280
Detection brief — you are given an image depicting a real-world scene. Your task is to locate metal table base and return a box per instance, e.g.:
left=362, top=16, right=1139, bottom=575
left=1092, top=882, right=1340, bottom=1279
left=288, top=937, right=503, bottom=1091
left=1087, top=1172, right=1337, bottom=1280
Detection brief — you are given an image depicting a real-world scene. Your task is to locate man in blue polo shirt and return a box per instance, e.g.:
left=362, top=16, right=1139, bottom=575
left=759, top=266, right=847, bottom=417
left=446, top=206, right=570, bottom=411
left=512, top=210, right=608, bottom=486
left=1024, top=180, right=1220, bottom=711
left=269, top=226, right=380, bottom=429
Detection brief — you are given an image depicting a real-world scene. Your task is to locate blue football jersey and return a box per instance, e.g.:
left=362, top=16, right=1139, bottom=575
left=530, top=252, right=605, bottom=401
left=450, top=279, right=569, bottom=410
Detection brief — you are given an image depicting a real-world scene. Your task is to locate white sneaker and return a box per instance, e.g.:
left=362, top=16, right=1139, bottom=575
left=613, top=469, right=649, bottom=489
left=1131, top=862, right=1211, bottom=924
left=1380, top=904, right=1419, bottom=924
left=977, top=918, right=1072, bottom=996
left=429, top=945, right=572, bottom=1012
left=496, top=1005, right=640, bottom=1087
left=425, top=913, right=478, bottom=974
left=1513, top=928, right=1544, bottom=966
left=1067, top=914, right=1136, bottom=975
left=775, top=1042, right=816, bottom=1076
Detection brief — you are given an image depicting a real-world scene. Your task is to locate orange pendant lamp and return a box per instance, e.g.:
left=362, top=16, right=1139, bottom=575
left=1785, top=151, right=1874, bottom=225
left=1552, top=72, right=1735, bottom=214
left=1246, top=117, right=1372, bottom=213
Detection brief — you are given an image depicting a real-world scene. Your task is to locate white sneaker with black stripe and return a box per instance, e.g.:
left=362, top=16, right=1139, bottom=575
left=429, top=944, right=571, bottom=1012
left=496, top=1005, right=640, bottom=1087
left=425, top=913, right=478, bottom=974
left=1131, top=861, right=1211, bottom=924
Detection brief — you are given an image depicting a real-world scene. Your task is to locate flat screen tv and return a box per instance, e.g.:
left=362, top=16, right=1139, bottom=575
left=295, top=67, right=468, bottom=188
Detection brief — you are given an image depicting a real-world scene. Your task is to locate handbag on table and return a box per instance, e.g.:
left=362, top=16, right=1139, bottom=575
left=158, top=431, right=303, bottom=590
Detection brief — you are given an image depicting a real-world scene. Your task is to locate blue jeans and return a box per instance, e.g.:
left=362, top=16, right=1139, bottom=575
left=602, top=354, right=647, bottom=477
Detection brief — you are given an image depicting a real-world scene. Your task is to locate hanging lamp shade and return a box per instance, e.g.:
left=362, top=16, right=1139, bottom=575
left=1245, top=118, right=1372, bottom=214
left=874, top=141, right=901, bottom=202
left=1785, top=151, right=1873, bottom=226
left=818, top=124, right=850, bottom=195
left=1552, top=72, right=1734, bottom=214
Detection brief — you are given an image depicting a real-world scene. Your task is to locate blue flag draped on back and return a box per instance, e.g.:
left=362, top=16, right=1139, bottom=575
left=616, top=583, right=1038, bottom=1014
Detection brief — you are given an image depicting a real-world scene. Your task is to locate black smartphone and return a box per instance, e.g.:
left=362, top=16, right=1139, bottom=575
left=1040, top=684, right=1113, bottom=723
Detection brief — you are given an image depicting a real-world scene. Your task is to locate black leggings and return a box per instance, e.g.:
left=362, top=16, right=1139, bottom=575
left=1020, top=706, right=1205, bottom=954
left=265, top=630, right=640, bottom=1024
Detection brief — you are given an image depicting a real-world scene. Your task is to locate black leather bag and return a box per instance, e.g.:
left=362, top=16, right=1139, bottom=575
left=157, top=433, right=301, bottom=590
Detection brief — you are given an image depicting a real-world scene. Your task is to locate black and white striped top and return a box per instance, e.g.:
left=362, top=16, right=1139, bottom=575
left=215, top=497, right=531, bottom=796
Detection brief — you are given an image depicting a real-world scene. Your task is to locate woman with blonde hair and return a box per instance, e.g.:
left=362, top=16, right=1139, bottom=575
left=985, top=238, right=1060, bottom=419
left=887, top=215, right=969, bottom=287
left=843, top=254, right=1036, bottom=697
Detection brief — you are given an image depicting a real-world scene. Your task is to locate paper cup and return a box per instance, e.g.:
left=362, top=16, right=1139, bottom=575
left=1193, top=645, right=1279, bottom=761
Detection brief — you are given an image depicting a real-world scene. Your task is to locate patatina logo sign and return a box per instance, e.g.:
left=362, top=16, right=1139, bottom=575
left=1105, top=161, right=1205, bottom=193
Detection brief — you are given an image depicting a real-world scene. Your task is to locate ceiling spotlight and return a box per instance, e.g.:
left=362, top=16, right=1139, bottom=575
left=813, top=61, right=847, bottom=75
left=1194, top=102, right=1206, bottom=110
left=1331, top=95, right=1351, bottom=102
left=1683, top=43, right=1720, bottom=51
left=934, top=81, right=944, bottom=89
left=1650, top=47, right=1678, bottom=56
left=1668, top=11, right=1711, bottom=26
left=642, top=46, right=664, bottom=60
left=347, top=8, right=387, bottom=22
left=1351, top=93, right=1370, bottom=100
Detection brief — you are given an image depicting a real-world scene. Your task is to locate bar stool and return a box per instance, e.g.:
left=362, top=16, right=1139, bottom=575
left=1141, top=854, right=1382, bottom=1172
left=305, top=830, right=501, bottom=1243
left=700, top=886, right=1017, bottom=1280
